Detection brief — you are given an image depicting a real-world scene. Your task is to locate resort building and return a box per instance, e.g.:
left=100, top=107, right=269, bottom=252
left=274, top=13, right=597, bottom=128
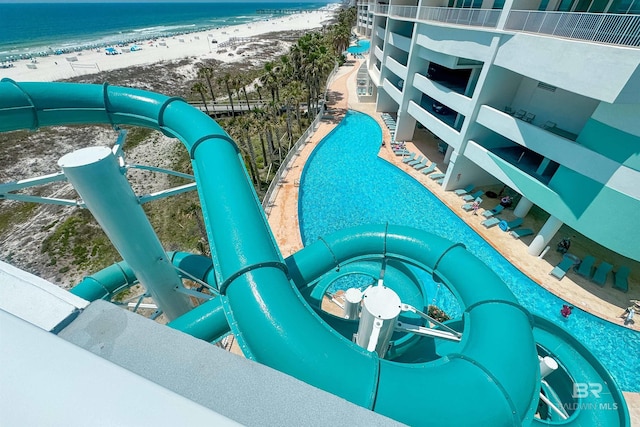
left=355, top=0, right=640, bottom=262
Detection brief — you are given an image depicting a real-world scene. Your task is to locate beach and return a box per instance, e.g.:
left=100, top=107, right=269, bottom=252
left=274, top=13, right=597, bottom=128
left=0, top=8, right=336, bottom=83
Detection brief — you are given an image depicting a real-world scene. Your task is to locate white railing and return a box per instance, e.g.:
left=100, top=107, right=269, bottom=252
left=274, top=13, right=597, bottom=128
left=505, top=10, right=640, bottom=47
left=417, top=6, right=501, bottom=28
left=374, top=4, right=389, bottom=15
left=261, top=63, right=340, bottom=213
left=389, top=5, right=419, bottom=19
left=374, top=5, right=500, bottom=28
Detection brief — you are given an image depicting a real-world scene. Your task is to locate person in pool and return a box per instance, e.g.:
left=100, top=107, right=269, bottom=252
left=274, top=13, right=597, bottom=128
left=560, top=304, right=573, bottom=318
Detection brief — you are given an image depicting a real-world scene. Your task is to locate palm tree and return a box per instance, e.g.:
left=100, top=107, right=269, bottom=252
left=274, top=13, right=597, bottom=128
left=284, top=81, right=305, bottom=132
left=218, top=73, right=236, bottom=117
left=252, top=108, right=271, bottom=167
left=191, top=82, right=210, bottom=115
left=198, top=66, right=217, bottom=117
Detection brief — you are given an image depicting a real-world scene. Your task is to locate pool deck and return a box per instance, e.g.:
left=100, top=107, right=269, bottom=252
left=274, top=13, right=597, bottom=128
left=265, top=57, right=639, bottom=418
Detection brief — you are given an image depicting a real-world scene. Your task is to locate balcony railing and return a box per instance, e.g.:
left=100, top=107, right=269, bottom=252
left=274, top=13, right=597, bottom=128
left=417, top=7, right=501, bottom=28
left=505, top=10, right=640, bottom=47
left=373, top=5, right=500, bottom=28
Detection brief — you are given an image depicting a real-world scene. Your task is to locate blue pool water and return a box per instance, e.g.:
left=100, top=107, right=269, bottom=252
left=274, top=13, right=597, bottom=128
left=346, top=39, right=370, bottom=54
left=298, top=110, right=640, bottom=392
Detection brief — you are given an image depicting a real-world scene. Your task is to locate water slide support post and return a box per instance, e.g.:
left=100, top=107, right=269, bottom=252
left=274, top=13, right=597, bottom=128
left=58, top=146, right=192, bottom=320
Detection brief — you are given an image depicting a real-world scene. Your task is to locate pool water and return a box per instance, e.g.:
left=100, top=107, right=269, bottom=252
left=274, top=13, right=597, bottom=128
left=346, top=39, right=370, bottom=54
left=298, top=110, right=640, bottom=392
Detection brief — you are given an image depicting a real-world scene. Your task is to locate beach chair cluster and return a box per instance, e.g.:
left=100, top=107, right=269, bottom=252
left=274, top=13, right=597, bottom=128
left=400, top=152, right=439, bottom=175
left=381, top=113, right=396, bottom=140
left=573, top=256, right=631, bottom=292
left=449, top=185, right=536, bottom=238
left=550, top=254, right=631, bottom=291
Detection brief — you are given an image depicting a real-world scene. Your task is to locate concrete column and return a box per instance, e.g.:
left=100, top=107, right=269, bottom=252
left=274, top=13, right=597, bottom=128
left=395, top=110, right=416, bottom=142
left=59, top=146, right=192, bottom=320
left=527, top=215, right=563, bottom=256
left=514, top=196, right=534, bottom=218
left=496, top=0, right=515, bottom=29
left=443, top=144, right=454, bottom=164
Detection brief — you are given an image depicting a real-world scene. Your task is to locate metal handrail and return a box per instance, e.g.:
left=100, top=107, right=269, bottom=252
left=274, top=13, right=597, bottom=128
left=505, top=10, right=640, bottom=47
left=364, top=4, right=639, bottom=47
left=417, top=6, right=501, bottom=28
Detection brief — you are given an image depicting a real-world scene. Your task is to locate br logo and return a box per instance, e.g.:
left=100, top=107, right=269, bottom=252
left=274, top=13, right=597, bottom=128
left=572, top=382, right=603, bottom=399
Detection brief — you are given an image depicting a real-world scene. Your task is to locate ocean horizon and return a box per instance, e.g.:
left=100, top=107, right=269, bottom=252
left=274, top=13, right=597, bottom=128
left=0, top=2, right=335, bottom=60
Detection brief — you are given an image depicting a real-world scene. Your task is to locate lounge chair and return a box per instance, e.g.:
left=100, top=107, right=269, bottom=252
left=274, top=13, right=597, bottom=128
left=462, top=197, right=482, bottom=211
left=514, top=109, right=526, bottom=120
left=414, top=159, right=430, bottom=170
left=394, top=149, right=410, bottom=156
left=591, top=262, right=613, bottom=287
left=550, top=256, right=575, bottom=280
left=402, top=153, right=416, bottom=163
left=482, top=205, right=504, bottom=218
left=453, top=184, right=474, bottom=196
left=407, top=155, right=424, bottom=167
left=613, top=266, right=630, bottom=292
left=429, top=173, right=445, bottom=180
left=524, top=112, right=536, bottom=123
left=574, top=255, right=596, bottom=278
left=462, top=190, right=484, bottom=202
left=510, top=228, right=533, bottom=239
left=498, top=217, right=523, bottom=231
left=482, top=217, right=501, bottom=228
left=435, top=178, right=444, bottom=185
left=421, top=163, right=438, bottom=175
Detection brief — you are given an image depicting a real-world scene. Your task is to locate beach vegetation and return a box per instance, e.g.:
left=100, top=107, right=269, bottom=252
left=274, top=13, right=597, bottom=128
left=0, top=6, right=357, bottom=285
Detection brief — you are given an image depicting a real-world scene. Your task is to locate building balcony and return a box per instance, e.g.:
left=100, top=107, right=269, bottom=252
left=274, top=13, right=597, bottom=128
left=373, top=4, right=389, bottom=16
left=374, top=45, right=384, bottom=61
left=369, top=65, right=381, bottom=86
left=475, top=105, right=639, bottom=197
left=388, top=31, right=412, bottom=53
left=385, top=56, right=408, bottom=81
left=505, top=10, right=640, bottom=48
left=407, top=100, right=461, bottom=147
left=413, top=73, right=472, bottom=117
left=375, top=25, right=385, bottom=40
left=382, top=78, right=403, bottom=104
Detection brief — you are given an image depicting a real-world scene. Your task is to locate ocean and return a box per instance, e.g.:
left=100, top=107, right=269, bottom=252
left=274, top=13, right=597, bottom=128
left=0, top=2, right=334, bottom=61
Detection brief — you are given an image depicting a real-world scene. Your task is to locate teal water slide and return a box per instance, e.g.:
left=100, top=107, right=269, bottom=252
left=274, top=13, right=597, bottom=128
left=0, top=80, right=629, bottom=426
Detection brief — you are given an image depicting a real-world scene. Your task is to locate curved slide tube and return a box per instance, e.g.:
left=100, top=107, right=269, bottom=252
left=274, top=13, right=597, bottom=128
left=0, top=80, right=622, bottom=426
left=0, top=80, right=536, bottom=426
left=532, top=315, right=630, bottom=426
left=71, top=251, right=229, bottom=342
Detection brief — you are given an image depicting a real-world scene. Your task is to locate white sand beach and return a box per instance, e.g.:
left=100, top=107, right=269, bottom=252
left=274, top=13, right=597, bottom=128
left=0, top=9, right=336, bottom=83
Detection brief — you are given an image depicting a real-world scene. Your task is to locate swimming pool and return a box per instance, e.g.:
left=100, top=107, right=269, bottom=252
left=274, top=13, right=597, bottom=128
left=346, top=39, right=370, bottom=54
left=298, top=110, right=640, bottom=392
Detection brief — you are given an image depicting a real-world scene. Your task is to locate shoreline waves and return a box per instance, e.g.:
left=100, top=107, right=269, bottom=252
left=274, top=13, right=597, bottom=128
left=0, top=2, right=337, bottom=61
left=0, top=3, right=340, bottom=83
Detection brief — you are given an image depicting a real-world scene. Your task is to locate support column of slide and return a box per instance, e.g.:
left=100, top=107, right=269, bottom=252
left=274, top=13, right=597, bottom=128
left=527, top=215, right=563, bottom=256
left=514, top=196, right=533, bottom=218
left=58, top=147, right=192, bottom=320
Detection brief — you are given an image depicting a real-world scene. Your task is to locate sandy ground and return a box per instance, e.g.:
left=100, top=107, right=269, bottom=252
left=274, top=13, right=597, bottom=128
left=0, top=9, right=334, bottom=83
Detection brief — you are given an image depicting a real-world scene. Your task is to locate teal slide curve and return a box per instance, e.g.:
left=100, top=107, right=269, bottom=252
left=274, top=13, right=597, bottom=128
left=0, top=80, right=628, bottom=426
